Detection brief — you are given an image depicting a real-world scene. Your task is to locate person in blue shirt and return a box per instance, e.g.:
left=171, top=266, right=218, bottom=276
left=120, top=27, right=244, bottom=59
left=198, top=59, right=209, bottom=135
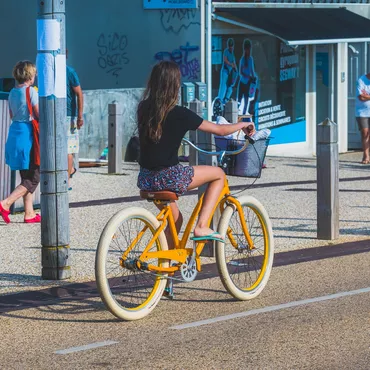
left=218, top=38, right=237, bottom=104
left=66, top=52, right=84, bottom=190
left=237, top=39, right=257, bottom=116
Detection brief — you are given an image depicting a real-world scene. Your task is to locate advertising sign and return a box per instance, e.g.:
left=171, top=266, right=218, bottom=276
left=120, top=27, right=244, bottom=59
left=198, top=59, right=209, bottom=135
left=144, top=0, right=198, bottom=9
left=211, top=36, right=306, bottom=145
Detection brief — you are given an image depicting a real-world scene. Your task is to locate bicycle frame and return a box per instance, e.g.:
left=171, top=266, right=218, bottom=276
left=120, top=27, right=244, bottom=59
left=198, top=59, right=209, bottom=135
left=126, top=177, right=254, bottom=275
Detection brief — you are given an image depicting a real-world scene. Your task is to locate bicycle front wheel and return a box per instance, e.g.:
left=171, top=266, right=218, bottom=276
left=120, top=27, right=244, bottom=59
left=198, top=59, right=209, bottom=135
left=95, top=207, right=168, bottom=321
left=216, top=195, right=274, bottom=300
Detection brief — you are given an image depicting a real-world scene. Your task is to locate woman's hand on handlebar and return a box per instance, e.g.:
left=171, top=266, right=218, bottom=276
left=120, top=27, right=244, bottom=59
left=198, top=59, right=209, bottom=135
left=241, top=121, right=256, bottom=137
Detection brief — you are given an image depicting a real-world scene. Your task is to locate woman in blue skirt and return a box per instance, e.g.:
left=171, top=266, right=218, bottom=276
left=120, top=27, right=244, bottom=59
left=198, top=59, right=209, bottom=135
left=0, top=61, right=41, bottom=224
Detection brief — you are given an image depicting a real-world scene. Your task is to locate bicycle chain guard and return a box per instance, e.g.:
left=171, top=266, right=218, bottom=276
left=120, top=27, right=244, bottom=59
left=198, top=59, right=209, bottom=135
left=180, top=255, right=198, bottom=282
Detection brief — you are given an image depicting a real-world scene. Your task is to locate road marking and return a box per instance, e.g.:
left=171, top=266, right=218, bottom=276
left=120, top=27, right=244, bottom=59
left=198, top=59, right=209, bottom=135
left=170, top=286, right=370, bottom=330
left=55, top=341, right=119, bottom=355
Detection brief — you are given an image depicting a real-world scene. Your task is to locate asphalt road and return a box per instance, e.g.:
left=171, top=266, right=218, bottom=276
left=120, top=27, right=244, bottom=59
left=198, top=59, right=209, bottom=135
left=0, top=241, right=369, bottom=370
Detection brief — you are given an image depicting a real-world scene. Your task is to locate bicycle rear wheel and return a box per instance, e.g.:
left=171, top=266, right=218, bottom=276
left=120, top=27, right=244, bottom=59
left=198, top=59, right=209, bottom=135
left=216, top=196, right=274, bottom=300
left=95, top=207, right=168, bottom=321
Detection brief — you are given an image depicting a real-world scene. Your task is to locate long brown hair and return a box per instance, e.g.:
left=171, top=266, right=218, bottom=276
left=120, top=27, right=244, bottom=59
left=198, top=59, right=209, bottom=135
left=138, top=61, right=181, bottom=143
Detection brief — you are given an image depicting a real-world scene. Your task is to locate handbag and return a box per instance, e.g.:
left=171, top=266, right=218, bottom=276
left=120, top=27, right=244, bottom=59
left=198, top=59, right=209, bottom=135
left=26, top=86, right=40, bottom=166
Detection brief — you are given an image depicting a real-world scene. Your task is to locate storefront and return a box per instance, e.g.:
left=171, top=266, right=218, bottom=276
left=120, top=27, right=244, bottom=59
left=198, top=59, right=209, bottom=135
left=207, top=4, right=370, bottom=157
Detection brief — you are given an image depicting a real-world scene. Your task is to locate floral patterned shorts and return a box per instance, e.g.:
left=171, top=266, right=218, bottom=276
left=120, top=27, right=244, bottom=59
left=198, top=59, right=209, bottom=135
left=137, top=164, right=194, bottom=196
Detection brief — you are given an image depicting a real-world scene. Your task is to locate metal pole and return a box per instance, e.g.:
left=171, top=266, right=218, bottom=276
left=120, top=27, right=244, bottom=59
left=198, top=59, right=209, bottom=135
left=200, top=0, right=205, bottom=83
left=108, top=103, right=122, bottom=174
left=189, top=99, right=214, bottom=257
left=37, top=0, right=70, bottom=279
left=317, top=118, right=339, bottom=240
left=206, top=0, right=212, bottom=121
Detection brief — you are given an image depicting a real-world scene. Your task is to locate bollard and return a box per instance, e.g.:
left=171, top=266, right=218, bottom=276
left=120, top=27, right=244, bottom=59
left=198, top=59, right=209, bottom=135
left=108, top=103, right=123, bottom=174
left=188, top=99, right=203, bottom=166
left=317, top=118, right=339, bottom=240
left=224, top=99, right=239, bottom=124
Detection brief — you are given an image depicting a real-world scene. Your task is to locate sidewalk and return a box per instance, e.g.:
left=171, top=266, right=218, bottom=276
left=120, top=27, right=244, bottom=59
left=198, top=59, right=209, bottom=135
left=0, top=151, right=369, bottom=296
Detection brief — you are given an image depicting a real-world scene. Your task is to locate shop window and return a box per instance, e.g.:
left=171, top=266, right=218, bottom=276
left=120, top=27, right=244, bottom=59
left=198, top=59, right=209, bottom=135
left=211, top=34, right=306, bottom=144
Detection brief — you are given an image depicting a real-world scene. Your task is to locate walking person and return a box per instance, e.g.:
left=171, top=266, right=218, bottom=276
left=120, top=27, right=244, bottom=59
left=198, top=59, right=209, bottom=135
left=66, top=51, right=84, bottom=190
left=0, top=61, right=41, bottom=224
left=355, top=72, right=370, bottom=164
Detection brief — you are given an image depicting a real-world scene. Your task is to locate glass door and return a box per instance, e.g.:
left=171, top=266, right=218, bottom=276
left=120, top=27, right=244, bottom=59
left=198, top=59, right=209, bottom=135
left=348, top=43, right=365, bottom=150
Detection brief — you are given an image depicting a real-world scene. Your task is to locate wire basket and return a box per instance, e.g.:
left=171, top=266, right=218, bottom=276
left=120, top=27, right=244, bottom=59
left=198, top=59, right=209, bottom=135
left=215, top=137, right=269, bottom=178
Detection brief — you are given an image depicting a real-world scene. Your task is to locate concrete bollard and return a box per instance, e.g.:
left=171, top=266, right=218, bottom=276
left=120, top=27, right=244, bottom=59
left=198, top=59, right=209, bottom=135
left=188, top=99, right=203, bottom=166
left=224, top=99, right=239, bottom=124
left=317, top=118, right=339, bottom=240
left=108, top=102, right=123, bottom=174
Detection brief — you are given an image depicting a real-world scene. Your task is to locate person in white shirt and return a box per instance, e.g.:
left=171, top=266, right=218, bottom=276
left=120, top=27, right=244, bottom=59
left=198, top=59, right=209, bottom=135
left=355, top=73, right=370, bottom=164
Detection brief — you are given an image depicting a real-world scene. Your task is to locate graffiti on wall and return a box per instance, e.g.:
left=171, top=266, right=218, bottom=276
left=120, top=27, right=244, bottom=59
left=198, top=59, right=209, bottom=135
left=154, top=42, right=200, bottom=80
left=160, top=9, right=200, bottom=34
left=97, top=33, right=130, bottom=80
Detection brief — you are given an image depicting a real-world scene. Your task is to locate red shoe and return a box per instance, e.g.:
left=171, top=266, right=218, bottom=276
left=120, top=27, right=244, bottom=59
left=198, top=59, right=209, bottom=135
left=0, top=202, right=10, bottom=224
left=24, top=214, right=41, bottom=223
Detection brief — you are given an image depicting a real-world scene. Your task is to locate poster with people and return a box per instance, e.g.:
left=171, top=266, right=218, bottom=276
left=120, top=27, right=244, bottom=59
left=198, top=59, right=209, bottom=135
left=211, top=35, right=306, bottom=145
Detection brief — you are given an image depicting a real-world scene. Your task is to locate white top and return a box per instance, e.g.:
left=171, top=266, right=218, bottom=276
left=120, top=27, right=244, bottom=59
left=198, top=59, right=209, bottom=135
left=8, top=86, right=38, bottom=122
left=355, top=75, right=370, bottom=117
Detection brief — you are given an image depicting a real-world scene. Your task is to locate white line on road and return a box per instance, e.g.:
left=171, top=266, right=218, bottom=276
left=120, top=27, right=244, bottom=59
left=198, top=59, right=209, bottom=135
left=55, top=341, right=119, bottom=355
left=170, top=286, right=370, bottom=330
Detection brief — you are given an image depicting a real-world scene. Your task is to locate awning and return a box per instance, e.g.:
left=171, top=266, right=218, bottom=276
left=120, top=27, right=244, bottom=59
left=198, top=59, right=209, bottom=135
left=213, top=8, right=370, bottom=45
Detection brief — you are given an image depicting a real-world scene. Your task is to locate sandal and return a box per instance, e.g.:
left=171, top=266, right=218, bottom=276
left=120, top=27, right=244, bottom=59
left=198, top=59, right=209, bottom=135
left=70, top=167, right=77, bottom=178
left=0, top=202, right=10, bottom=224
left=191, top=232, right=225, bottom=243
left=24, top=214, right=41, bottom=223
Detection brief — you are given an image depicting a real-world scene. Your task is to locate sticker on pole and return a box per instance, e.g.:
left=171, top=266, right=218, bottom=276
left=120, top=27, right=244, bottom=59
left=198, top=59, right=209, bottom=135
left=143, top=0, right=198, bottom=9
left=37, top=19, right=61, bottom=51
left=55, top=55, right=66, bottom=98
left=36, top=53, right=54, bottom=97
left=36, top=53, right=67, bottom=98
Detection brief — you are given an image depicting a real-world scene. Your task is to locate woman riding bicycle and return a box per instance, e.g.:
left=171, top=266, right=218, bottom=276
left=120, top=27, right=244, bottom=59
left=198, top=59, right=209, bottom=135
left=137, top=61, right=252, bottom=244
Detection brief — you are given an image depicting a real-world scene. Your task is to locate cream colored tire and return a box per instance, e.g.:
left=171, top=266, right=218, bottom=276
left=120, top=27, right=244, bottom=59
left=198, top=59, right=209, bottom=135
left=95, top=207, right=168, bottom=321
left=216, top=196, right=274, bottom=300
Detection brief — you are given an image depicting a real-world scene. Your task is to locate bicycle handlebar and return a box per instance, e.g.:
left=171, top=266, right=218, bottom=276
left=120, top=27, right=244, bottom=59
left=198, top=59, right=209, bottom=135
left=182, top=135, right=254, bottom=157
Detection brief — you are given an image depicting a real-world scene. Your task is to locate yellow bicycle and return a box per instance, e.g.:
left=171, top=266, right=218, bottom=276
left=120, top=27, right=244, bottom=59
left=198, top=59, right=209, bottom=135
left=95, top=137, right=274, bottom=321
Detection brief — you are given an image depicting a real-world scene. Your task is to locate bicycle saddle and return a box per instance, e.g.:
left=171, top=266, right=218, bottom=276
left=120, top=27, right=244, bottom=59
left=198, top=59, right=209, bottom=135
left=140, top=190, right=179, bottom=201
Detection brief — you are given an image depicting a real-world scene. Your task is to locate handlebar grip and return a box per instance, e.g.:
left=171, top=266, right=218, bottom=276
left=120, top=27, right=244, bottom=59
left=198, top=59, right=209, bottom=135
left=244, top=135, right=255, bottom=145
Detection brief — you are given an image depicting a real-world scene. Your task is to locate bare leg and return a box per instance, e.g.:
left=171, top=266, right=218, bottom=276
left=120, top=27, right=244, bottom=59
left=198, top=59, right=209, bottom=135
left=360, top=128, right=370, bottom=163
left=1, top=185, right=29, bottom=211
left=68, top=154, right=73, bottom=187
left=188, top=165, right=225, bottom=238
left=23, top=192, right=36, bottom=220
